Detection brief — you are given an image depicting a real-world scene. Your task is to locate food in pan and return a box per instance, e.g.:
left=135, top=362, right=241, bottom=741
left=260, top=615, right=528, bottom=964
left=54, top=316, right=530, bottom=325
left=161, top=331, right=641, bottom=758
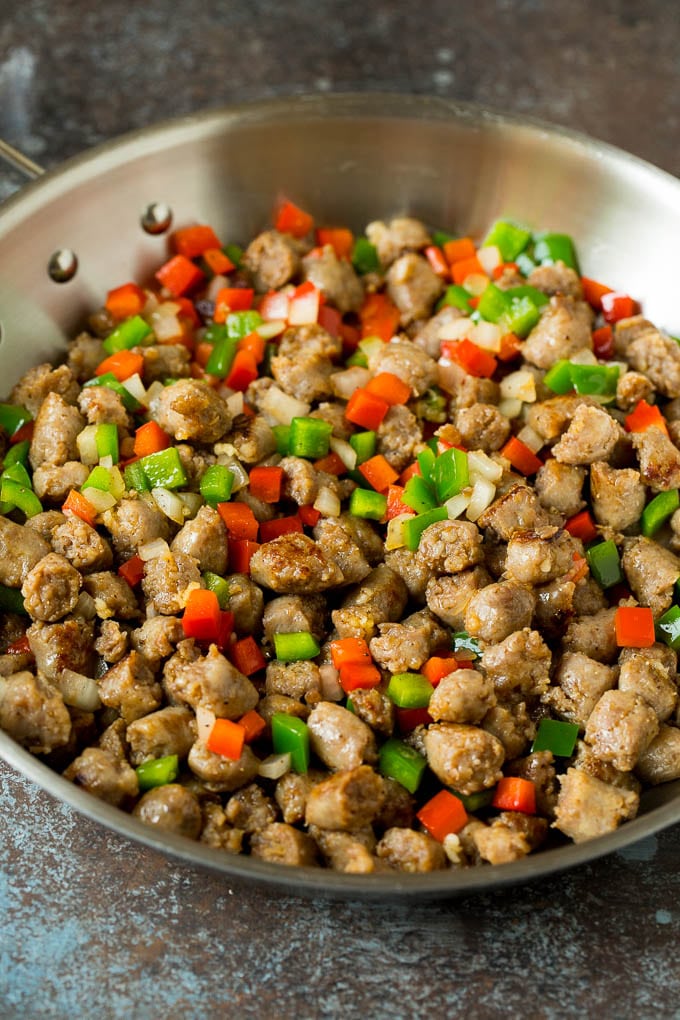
left=1, top=198, right=679, bottom=873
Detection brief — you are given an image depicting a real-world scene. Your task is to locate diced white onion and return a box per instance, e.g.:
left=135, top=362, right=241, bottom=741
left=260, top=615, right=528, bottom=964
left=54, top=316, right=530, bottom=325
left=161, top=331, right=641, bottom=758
left=60, top=669, right=102, bottom=712
left=609, top=360, right=628, bottom=377
left=206, top=274, right=229, bottom=301
left=467, top=450, right=504, bottom=483
left=256, top=319, right=286, bottom=340
left=82, top=488, right=117, bottom=514
left=152, top=311, right=182, bottom=342
left=216, top=457, right=248, bottom=493
left=445, top=492, right=471, bottom=519
left=476, top=244, right=502, bottom=275
left=152, top=486, right=186, bottom=524
left=258, top=752, right=292, bottom=780
left=462, top=272, right=489, bottom=296
left=442, top=832, right=465, bottom=866
left=145, top=381, right=165, bottom=406
left=516, top=425, right=545, bottom=454
left=358, top=336, right=385, bottom=361
left=76, top=426, right=99, bottom=466
left=319, top=664, right=345, bottom=701
left=314, top=486, right=341, bottom=517
left=195, top=706, right=216, bottom=744
left=569, top=348, right=598, bottom=365
left=260, top=385, right=310, bottom=425
left=177, top=491, right=203, bottom=519
left=385, top=513, right=411, bottom=550
left=99, top=455, right=113, bottom=470
left=138, top=537, right=170, bottom=561
left=497, top=396, right=523, bottom=419
left=466, top=478, right=497, bottom=521
left=224, top=391, right=245, bottom=418
left=330, top=366, right=371, bottom=401
left=122, top=373, right=147, bottom=404
left=108, top=466, right=126, bottom=500
left=73, top=591, right=97, bottom=620
left=329, top=436, right=357, bottom=470
left=470, top=320, right=502, bottom=353
left=437, top=317, right=474, bottom=342
left=500, top=369, right=537, bottom=403
left=142, top=290, right=159, bottom=316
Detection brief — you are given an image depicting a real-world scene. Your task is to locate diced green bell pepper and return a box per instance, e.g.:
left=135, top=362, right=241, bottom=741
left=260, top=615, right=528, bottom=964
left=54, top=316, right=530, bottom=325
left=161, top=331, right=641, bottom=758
left=657, top=605, right=680, bottom=651
left=203, top=323, right=228, bottom=345
left=437, top=284, right=474, bottom=314
left=0, top=403, right=32, bottom=438
left=403, top=475, right=437, bottom=514
left=386, top=672, right=434, bottom=709
left=0, top=478, right=42, bottom=518
left=570, top=363, right=619, bottom=397
left=402, top=506, right=448, bottom=551
left=83, top=373, right=141, bottom=412
left=0, top=583, right=26, bottom=614
left=531, top=718, right=579, bottom=757
left=641, top=490, right=679, bottom=538
left=349, top=487, right=387, bottom=520
left=271, top=713, right=310, bottom=773
left=378, top=737, right=427, bottom=794
left=288, top=417, right=332, bottom=459
left=102, top=314, right=152, bottom=355
left=2, top=462, right=32, bottom=489
left=124, top=460, right=151, bottom=492
left=345, top=351, right=368, bottom=368
left=3, top=440, right=30, bottom=468
left=477, top=282, right=511, bottom=323
left=205, top=337, right=238, bottom=378
left=136, top=754, right=179, bottom=791
left=417, top=447, right=436, bottom=481
left=533, top=232, right=579, bottom=272
left=432, top=447, right=469, bottom=503
left=271, top=425, right=291, bottom=456
left=586, top=539, right=623, bottom=589
left=349, top=430, right=377, bottom=465
left=82, top=465, right=114, bottom=492
left=351, top=237, right=381, bottom=275
left=431, top=230, right=456, bottom=248
left=500, top=295, right=541, bottom=338
left=504, top=285, right=549, bottom=309
left=544, top=359, right=575, bottom=395
left=273, top=632, right=321, bottom=662
left=224, top=244, right=243, bottom=268
left=515, top=252, right=536, bottom=277
left=453, top=788, right=495, bottom=812
left=202, top=571, right=231, bottom=610
left=200, top=464, right=234, bottom=505
left=95, top=422, right=119, bottom=464
left=138, top=447, right=188, bottom=490
left=482, top=220, right=532, bottom=262
left=225, top=310, right=263, bottom=340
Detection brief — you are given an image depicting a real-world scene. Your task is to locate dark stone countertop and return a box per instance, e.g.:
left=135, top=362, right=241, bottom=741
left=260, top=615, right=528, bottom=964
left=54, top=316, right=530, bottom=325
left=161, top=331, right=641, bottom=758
left=1, top=2, right=680, bottom=1016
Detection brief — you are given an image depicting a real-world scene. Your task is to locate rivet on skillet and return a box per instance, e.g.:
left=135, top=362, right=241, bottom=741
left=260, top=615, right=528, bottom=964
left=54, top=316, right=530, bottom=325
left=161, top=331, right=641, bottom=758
left=47, top=249, right=78, bottom=282
left=141, top=202, right=173, bottom=235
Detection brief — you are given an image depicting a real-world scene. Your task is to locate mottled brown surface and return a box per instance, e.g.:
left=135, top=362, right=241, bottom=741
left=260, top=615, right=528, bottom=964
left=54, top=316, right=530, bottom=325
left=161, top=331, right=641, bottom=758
left=1, top=2, right=680, bottom=1016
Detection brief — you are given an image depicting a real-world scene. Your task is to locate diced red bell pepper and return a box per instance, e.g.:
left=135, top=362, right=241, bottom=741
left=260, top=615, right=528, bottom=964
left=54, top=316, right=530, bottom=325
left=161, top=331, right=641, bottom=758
left=298, top=504, right=321, bottom=527
left=105, top=282, right=146, bottom=320
left=206, top=717, right=245, bottom=761
left=451, top=255, right=486, bottom=286
left=624, top=399, right=669, bottom=437
left=339, top=663, right=382, bottom=692
left=385, top=484, right=414, bottom=521
left=395, top=707, right=433, bottom=731
left=500, top=436, right=543, bottom=476
left=96, top=350, right=145, bottom=383
left=6, top=635, right=32, bottom=657
left=344, top=388, right=390, bottom=430
left=615, top=605, right=655, bottom=648
left=443, top=237, right=476, bottom=264
left=134, top=421, right=171, bottom=458
left=492, top=777, right=536, bottom=814
left=217, top=502, right=259, bottom=541
left=155, top=254, right=205, bottom=297
left=592, top=325, right=614, bottom=360
left=173, top=224, right=223, bottom=259
left=239, top=708, right=267, bottom=742
left=259, top=515, right=303, bottom=543
left=416, top=790, right=468, bottom=842
left=498, top=332, right=522, bottom=362
left=421, top=656, right=459, bottom=686
left=228, top=538, right=260, bottom=575
left=365, top=371, right=412, bottom=406
left=225, top=350, right=259, bottom=391
left=118, top=555, right=145, bottom=588
left=330, top=637, right=372, bottom=669
left=238, top=331, right=266, bottom=364
left=182, top=588, right=222, bottom=643
left=564, top=509, right=598, bottom=544
left=313, top=452, right=347, bottom=476
left=317, top=304, right=342, bottom=338
left=315, top=227, right=353, bottom=259
left=230, top=636, right=267, bottom=676
left=442, top=338, right=497, bottom=379
left=359, top=292, right=401, bottom=342
left=424, top=245, right=450, bottom=279
left=248, top=465, right=284, bottom=503
left=214, top=287, right=254, bottom=322
left=202, top=247, right=236, bottom=276
left=62, top=489, right=97, bottom=527
left=581, top=276, right=613, bottom=311
left=274, top=199, right=314, bottom=238
left=358, top=454, right=399, bottom=493
left=601, top=291, right=639, bottom=324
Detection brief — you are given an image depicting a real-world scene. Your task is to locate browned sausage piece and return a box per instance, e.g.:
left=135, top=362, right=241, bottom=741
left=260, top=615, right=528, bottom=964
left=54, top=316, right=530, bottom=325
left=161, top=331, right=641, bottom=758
left=150, top=378, right=231, bottom=444
left=385, top=253, right=444, bottom=325
left=305, top=765, right=385, bottom=831
left=63, top=746, right=138, bottom=806
left=376, top=828, right=447, bottom=872
left=425, top=567, right=491, bottom=630
left=464, top=581, right=535, bottom=644
left=428, top=668, right=496, bottom=725
left=635, top=726, right=680, bottom=785
left=589, top=461, right=646, bottom=531
left=126, top=705, right=196, bottom=765
left=521, top=295, right=592, bottom=369
left=504, top=527, right=576, bottom=585
left=584, top=690, right=659, bottom=771
left=424, top=723, right=505, bottom=795
left=0, top=517, right=50, bottom=588
left=542, top=651, right=617, bottom=730
left=250, top=823, right=318, bottom=867
left=0, top=671, right=72, bottom=753
left=52, top=515, right=114, bottom=573
left=552, top=768, right=639, bottom=843
left=480, top=628, right=552, bottom=700
left=631, top=427, right=680, bottom=491
left=242, top=229, right=302, bottom=291
left=552, top=405, right=622, bottom=465
left=187, top=740, right=260, bottom=793
left=133, top=784, right=202, bottom=839
left=141, top=551, right=202, bottom=615
left=271, top=324, right=342, bottom=403
left=369, top=609, right=448, bottom=674
left=98, top=651, right=163, bottom=724
left=302, top=245, right=364, bottom=314
left=21, top=553, right=81, bottom=622
left=534, top=460, right=586, bottom=517
left=170, top=505, right=228, bottom=575
left=368, top=337, right=438, bottom=396
left=307, top=702, right=377, bottom=771
left=163, top=643, right=258, bottom=719
left=417, top=519, right=484, bottom=576
left=250, top=533, right=343, bottom=594
left=622, top=537, right=680, bottom=617
left=29, top=392, right=85, bottom=469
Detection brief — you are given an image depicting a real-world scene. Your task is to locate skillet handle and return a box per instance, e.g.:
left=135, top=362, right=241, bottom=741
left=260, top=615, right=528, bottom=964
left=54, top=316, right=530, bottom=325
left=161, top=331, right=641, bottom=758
left=0, top=138, right=44, bottom=181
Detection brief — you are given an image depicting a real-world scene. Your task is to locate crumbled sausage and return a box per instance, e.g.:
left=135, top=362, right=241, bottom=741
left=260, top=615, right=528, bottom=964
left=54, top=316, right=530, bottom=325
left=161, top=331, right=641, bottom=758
left=302, top=245, right=364, bottom=313
left=616, top=318, right=680, bottom=398
left=616, top=370, right=654, bottom=412
left=250, top=823, right=318, bottom=867
left=506, top=751, right=558, bottom=817
left=227, top=414, right=277, bottom=464
left=141, top=552, right=201, bottom=615
left=98, top=651, right=163, bottom=723
left=346, top=687, right=394, bottom=737
left=562, top=606, right=619, bottom=663
left=366, top=216, right=431, bottom=267
left=454, top=404, right=510, bottom=453
left=101, top=497, right=170, bottom=560
left=250, top=533, right=344, bottom=594
left=370, top=609, right=448, bottom=674
left=67, top=332, right=105, bottom=382
left=424, top=723, right=505, bottom=795
left=480, top=702, right=535, bottom=759
left=187, top=740, right=260, bottom=793
left=150, top=379, right=231, bottom=444
left=418, top=519, right=484, bottom=576
left=464, top=580, right=535, bottom=644
left=131, top=616, right=183, bottom=667
left=307, top=702, right=377, bottom=771
left=0, top=517, right=50, bottom=588
left=521, top=295, right=592, bottom=369
left=477, top=484, right=554, bottom=540
left=425, top=567, right=491, bottom=630
left=63, top=747, right=138, bottom=807
left=631, top=427, right=680, bottom=491
left=223, top=574, right=265, bottom=637
left=10, top=362, right=79, bottom=417
left=480, top=628, right=552, bottom=700
left=385, top=253, right=444, bottom=325
left=368, top=338, right=438, bottom=397
left=0, top=671, right=72, bottom=753
left=312, top=516, right=371, bottom=585
left=332, top=564, right=408, bottom=640
left=271, top=324, right=341, bottom=403
left=534, top=460, right=586, bottom=516
left=305, top=765, right=384, bottom=830
left=29, top=392, right=85, bottom=469
left=505, top=527, right=577, bottom=585
left=553, top=767, right=639, bottom=842
left=533, top=578, right=576, bottom=640
left=589, top=461, right=646, bottom=531
left=225, top=784, right=278, bottom=834
left=428, top=668, right=496, bottom=725
left=384, top=547, right=436, bottom=603
left=376, top=828, right=447, bottom=872
left=94, top=619, right=128, bottom=663
left=542, top=651, right=617, bottom=730
left=618, top=652, right=678, bottom=722
left=310, top=826, right=377, bottom=873
left=584, top=690, right=659, bottom=771
left=263, top=594, right=326, bottom=644
left=51, top=516, right=114, bottom=573
left=622, top=537, right=680, bottom=617
left=78, top=385, right=131, bottom=428
left=377, top=404, right=422, bottom=471
left=242, top=229, right=301, bottom=291
left=265, top=660, right=320, bottom=702
left=126, top=706, right=196, bottom=765
left=527, top=262, right=583, bottom=299
left=527, top=394, right=597, bottom=443
left=21, top=552, right=81, bottom=622
left=33, top=462, right=90, bottom=503
left=170, top=506, right=228, bottom=575
left=27, top=617, right=94, bottom=682
left=134, top=343, right=191, bottom=383
left=163, top=642, right=258, bottom=719
left=133, top=785, right=202, bottom=839
left=552, top=404, right=622, bottom=465
left=199, top=802, right=244, bottom=853
left=635, top=726, right=680, bottom=785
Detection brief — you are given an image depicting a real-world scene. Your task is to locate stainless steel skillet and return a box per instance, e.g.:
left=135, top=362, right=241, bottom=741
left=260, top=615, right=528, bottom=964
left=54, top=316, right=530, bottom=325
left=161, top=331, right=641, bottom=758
left=1, top=92, right=679, bottom=900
